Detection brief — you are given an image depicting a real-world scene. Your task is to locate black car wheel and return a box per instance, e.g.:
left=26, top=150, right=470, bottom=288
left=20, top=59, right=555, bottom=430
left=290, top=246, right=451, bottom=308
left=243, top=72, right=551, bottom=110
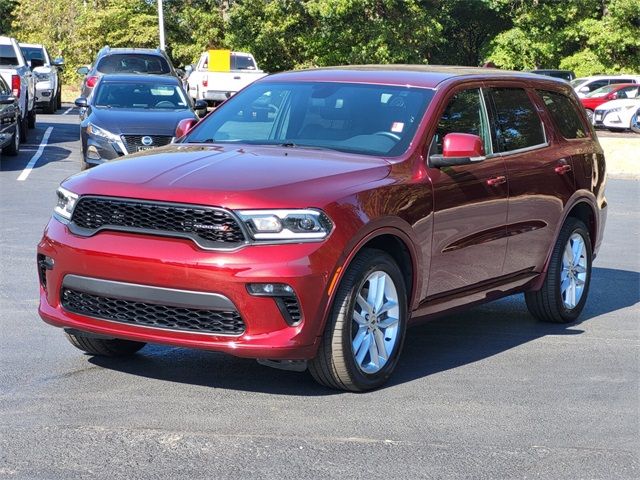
left=1, top=125, right=20, bottom=156
left=28, top=106, right=36, bottom=128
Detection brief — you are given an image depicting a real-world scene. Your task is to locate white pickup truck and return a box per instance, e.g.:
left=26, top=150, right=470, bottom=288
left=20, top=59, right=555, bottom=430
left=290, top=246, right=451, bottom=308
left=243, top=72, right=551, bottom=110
left=0, top=36, right=36, bottom=141
left=186, top=51, right=267, bottom=106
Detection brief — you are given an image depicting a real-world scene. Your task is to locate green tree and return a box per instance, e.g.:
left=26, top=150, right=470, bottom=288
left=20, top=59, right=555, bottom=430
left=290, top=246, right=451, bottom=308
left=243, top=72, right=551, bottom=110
left=0, top=0, right=17, bottom=35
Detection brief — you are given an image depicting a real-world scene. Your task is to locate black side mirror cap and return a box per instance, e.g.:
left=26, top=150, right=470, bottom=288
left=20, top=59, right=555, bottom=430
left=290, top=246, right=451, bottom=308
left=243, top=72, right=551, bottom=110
left=429, top=154, right=486, bottom=168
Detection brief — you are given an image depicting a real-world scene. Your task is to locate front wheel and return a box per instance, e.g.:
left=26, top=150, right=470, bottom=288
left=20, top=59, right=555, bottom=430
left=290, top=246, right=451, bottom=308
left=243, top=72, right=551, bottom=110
left=27, top=106, right=36, bottom=128
left=525, top=218, right=592, bottom=323
left=309, top=249, right=408, bottom=391
left=65, top=330, right=146, bottom=356
left=2, top=124, right=20, bottom=156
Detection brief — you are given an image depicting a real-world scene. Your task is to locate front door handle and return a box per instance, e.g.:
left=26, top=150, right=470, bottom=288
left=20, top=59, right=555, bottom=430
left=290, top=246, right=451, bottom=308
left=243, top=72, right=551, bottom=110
left=486, top=175, right=507, bottom=186
left=555, top=164, right=573, bottom=175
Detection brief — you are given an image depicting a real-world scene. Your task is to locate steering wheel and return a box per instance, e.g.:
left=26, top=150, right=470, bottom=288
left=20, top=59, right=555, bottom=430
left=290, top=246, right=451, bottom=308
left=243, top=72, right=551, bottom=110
left=154, top=100, right=176, bottom=108
left=373, top=131, right=401, bottom=142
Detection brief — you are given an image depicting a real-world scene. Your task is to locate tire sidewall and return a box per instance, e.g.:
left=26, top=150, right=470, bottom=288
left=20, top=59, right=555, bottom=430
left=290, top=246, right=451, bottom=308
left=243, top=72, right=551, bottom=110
left=338, top=253, right=408, bottom=390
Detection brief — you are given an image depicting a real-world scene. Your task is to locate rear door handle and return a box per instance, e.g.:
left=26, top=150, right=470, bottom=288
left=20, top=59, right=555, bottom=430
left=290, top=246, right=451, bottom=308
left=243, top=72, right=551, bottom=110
left=486, top=175, right=507, bottom=186
left=555, top=164, right=572, bottom=175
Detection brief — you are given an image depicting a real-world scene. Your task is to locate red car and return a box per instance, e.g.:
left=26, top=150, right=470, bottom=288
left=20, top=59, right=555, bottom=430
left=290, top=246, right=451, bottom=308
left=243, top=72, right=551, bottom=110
left=580, top=83, right=640, bottom=121
left=38, top=66, right=607, bottom=391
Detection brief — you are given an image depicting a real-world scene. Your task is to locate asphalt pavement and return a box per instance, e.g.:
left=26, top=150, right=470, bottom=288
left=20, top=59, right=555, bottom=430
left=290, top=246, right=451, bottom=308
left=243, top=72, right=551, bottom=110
left=0, top=107, right=638, bottom=479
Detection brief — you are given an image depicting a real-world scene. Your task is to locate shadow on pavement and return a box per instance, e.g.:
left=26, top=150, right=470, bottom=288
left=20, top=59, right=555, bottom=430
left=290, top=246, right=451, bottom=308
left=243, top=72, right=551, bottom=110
left=0, top=145, right=73, bottom=172
left=87, top=267, right=638, bottom=395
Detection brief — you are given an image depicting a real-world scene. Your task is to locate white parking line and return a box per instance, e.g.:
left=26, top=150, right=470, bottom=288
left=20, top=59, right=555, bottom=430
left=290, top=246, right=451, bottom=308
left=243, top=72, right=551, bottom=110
left=17, top=127, right=53, bottom=182
left=62, top=107, right=73, bottom=115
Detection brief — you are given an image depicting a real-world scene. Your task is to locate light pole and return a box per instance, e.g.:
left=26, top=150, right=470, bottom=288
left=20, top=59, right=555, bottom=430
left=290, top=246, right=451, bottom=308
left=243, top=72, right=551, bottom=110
left=157, top=0, right=166, bottom=50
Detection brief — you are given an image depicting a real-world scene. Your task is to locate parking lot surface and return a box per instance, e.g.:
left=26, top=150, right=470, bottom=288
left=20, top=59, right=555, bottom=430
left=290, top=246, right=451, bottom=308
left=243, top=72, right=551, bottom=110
left=1, top=108, right=638, bottom=479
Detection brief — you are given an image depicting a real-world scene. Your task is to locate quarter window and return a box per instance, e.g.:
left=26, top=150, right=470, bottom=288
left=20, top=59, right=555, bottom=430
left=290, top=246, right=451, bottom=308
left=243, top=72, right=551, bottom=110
left=489, top=88, right=545, bottom=152
left=538, top=90, right=587, bottom=139
left=432, top=88, right=492, bottom=155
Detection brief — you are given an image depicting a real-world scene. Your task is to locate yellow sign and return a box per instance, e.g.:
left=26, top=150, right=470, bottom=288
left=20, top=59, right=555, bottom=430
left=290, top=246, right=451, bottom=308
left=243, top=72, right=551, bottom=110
left=208, top=49, right=230, bottom=72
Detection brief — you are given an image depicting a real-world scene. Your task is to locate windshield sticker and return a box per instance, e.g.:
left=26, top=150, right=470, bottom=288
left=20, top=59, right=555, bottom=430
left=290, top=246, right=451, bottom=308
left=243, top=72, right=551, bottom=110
left=391, top=122, right=404, bottom=133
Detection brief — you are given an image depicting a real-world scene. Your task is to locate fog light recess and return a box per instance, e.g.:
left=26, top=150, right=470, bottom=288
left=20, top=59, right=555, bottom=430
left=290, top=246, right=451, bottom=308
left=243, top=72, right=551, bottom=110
left=246, top=283, right=302, bottom=326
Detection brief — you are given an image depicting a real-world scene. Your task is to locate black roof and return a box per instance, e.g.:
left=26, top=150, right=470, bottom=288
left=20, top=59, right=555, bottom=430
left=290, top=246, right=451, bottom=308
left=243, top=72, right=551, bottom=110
left=98, top=74, right=180, bottom=84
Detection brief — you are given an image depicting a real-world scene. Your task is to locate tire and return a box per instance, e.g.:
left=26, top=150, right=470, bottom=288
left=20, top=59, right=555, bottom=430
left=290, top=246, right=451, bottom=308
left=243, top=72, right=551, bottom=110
left=64, top=331, right=146, bottom=357
left=309, top=249, right=408, bottom=391
left=525, top=218, right=592, bottom=323
left=1, top=124, right=20, bottom=156
left=608, top=127, right=625, bottom=132
left=45, top=96, right=56, bottom=114
left=56, top=87, right=62, bottom=109
left=28, top=106, right=36, bottom=128
left=19, top=112, right=27, bottom=143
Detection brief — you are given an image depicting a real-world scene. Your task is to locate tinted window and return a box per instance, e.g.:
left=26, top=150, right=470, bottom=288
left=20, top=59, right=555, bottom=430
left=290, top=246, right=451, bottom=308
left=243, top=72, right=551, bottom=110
left=184, top=82, right=433, bottom=157
left=609, top=78, right=634, bottom=84
left=94, top=81, right=188, bottom=110
left=585, top=80, right=608, bottom=92
left=0, top=45, right=18, bottom=66
left=433, top=88, right=492, bottom=155
left=617, top=86, right=640, bottom=98
left=96, top=54, right=171, bottom=74
left=538, top=90, right=587, bottom=139
left=0, top=76, right=9, bottom=95
left=489, top=88, right=545, bottom=152
left=20, top=47, right=45, bottom=62
left=231, top=54, right=256, bottom=70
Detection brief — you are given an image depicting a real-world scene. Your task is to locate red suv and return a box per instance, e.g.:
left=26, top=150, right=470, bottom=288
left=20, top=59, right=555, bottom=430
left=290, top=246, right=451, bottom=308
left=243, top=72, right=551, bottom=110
left=38, top=66, right=607, bottom=391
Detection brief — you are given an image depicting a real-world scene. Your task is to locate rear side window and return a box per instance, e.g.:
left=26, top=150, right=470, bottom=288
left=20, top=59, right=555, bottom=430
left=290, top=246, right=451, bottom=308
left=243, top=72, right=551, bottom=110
left=96, top=54, right=171, bottom=74
left=231, top=54, right=256, bottom=70
left=488, top=88, right=545, bottom=152
left=538, top=90, right=587, bottom=139
left=0, top=44, right=18, bottom=66
left=0, top=76, right=9, bottom=95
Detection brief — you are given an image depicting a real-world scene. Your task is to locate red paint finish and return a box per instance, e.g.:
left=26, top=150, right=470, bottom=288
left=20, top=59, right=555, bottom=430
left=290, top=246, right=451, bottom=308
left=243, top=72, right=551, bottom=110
left=580, top=83, right=639, bottom=112
left=38, top=66, right=607, bottom=360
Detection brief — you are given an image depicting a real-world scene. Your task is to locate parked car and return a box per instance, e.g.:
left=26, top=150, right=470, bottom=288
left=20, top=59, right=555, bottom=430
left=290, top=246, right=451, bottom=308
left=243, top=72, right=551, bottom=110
left=0, top=74, right=20, bottom=155
left=38, top=66, right=606, bottom=391
left=592, top=97, right=640, bottom=131
left=20, top=43, right=63, bottom=114
left=529, top=69, right=575, bottom=81
left=187, top=51, right=266, bottom=106
left=631, top=107, right=640, bottom=134
left=75, top=74, right=207, bottom=169
left=76, top=46, right=178, bottom=99
left=571, top=75, right=640, bottom=98
left=0, top=35, right=37, bottom=141
left=580, top=83, right=640, bottom=121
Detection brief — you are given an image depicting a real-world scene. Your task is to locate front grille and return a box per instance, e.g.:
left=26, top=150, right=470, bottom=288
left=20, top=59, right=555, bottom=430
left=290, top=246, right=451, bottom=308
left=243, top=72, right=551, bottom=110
left=122, top=135, right=172, bottom=151
left=281, top=297, right=301, bottom=323
left=61, top=288, right=245, bottom=335
left=69, top=197, right=246, bottom=249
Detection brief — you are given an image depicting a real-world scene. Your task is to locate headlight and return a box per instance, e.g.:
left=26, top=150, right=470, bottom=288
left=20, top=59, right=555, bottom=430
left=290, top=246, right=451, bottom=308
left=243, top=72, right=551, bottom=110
left=237, top=209, right=333, bottom=241
left=35, top=72, right=50, bottom=82
left=54, top=186, right=79, bottom=220
left=87, top=123, right=121, bottom=142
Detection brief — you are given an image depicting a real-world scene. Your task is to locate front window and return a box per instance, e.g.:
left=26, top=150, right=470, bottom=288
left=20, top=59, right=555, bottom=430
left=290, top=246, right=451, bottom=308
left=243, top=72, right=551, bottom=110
left=93, top=81, right=188, bottom=110
left=96, top=54, right=171, bottom=75
left=586, top=85, right=617, bottom=98
left=570, top=78, right=587, bottom=88
left=183, top=81, right=434, bottom=157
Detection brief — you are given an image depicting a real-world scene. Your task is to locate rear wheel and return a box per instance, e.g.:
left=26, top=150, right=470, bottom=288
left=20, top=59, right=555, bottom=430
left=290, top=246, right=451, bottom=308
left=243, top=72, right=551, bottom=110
left=65, top=331, right=146, bottom=357
left=309, top=249, right=408, bottom=391
left=1, top=125, right=19, bottom=156
left=45, top=96, right=56, bottom=114
left=525, top=218, right=592, bottom=323
left=19, top=112, right=27, bottom=143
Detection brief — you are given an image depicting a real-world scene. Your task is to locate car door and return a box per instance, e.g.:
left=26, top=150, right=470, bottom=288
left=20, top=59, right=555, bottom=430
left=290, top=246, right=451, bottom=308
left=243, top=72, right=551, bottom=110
left=484, top=84, right=576, bottom=275
left=426, top=86, right=508, bottom=297
left=0, top=76, right=16, bottom=144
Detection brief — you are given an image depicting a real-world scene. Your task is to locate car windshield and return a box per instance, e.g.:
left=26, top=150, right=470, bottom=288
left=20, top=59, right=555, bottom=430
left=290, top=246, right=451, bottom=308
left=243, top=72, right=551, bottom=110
left=586, top=85, right=618, bottom=97
left=570, top=78, right=587, bottom=88
left=183, top=81, right=434, bottom=157
left=0, top=44, right=18, bottom=66
left=96, top=54, right=171, bottom=74
left=20, top=47, right=45, bottom=63
left=93, top=81, right=189, bottom=110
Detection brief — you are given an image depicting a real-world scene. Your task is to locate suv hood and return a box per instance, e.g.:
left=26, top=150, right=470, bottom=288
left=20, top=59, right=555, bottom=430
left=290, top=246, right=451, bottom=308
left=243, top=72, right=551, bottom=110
left=88, top=107, right=197, bottom=136
left=64, top=144, right=392, bottom=209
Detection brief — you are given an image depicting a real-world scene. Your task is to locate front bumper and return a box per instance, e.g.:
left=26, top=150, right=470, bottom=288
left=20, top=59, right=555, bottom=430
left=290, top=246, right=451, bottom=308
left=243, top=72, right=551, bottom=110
left=37, top=218, right=336, bottom=359
left=35, top=81, right=54, bottom=104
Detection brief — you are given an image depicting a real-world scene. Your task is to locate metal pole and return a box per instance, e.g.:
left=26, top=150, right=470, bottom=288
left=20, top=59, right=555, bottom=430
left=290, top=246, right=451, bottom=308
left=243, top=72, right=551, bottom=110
left=157, top=0, right=165, bottom=50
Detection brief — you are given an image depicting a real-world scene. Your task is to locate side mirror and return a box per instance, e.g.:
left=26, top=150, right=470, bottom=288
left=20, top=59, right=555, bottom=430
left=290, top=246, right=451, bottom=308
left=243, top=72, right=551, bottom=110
left=52, top=57, right=65, bottom=69
left=75, top=97, right=88, bottom=108
left=0, top=95, right=17, bottom=105
left=579, top=86, right=590, bottom=93
left=76, top=66, right=89, bottom=76
left=175, top=118, right=198, bottom=139
left=30, top=58, right=45, bottom=69
left=194, top=99, right=208, bottom=118
left=429, top=133, right=486, bottom=168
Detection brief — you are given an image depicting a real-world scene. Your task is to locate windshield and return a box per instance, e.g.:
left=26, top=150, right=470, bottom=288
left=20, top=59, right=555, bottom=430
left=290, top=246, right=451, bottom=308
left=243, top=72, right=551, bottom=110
left=570, top=78, right=587, bottom=88
left=183, top=81, right=434, bottom=157
left=94, top=81, right=189, bottom=110
left=96, top=54, right=171, bottom=74
left=0, top=45, right=18, bottom=67
left=20, top=47, right=46, bottom=63
left=586, top=85, right=617, bottom=98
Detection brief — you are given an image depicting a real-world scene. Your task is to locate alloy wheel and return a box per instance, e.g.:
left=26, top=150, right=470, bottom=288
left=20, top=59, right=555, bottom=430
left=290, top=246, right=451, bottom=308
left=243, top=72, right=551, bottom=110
left=560, top=233, right=588, bottom=309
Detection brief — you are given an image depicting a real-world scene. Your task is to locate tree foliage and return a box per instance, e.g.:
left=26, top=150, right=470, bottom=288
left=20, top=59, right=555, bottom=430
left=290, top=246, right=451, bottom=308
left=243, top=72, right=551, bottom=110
left=5, top=0, right=639, bottom=85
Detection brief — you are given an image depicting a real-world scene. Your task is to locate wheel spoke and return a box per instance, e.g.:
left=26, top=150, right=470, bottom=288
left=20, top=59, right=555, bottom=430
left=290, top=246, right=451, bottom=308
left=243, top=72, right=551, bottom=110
left=366, top=273, right=379, bottom=307
left=560, top=276, right=571, bottom=294
left=353, top=310, right=368, bottom=326
left=568, top=280, right=576, bottom=307
left=574, top=264, right=587, bottom=274
left=374, top=329, right=388, bottom=361
left=378, top=315, right=399, bottom=329
left=368, top=333, right=380, bottom=368
left=355, top=332, right=371, bottom=365
left=572, top=238, right=584, bottom=264
left=374, top=274, right=386, bottom=311
left=377, top=299, right=397, bottom=316
left=352, top=326, right=367, bottom=352
left=563, top=243, right=573, bottom=266
left=575, top=276, right=586, bottom=286
left=356, top=294, right=370, bottom=313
